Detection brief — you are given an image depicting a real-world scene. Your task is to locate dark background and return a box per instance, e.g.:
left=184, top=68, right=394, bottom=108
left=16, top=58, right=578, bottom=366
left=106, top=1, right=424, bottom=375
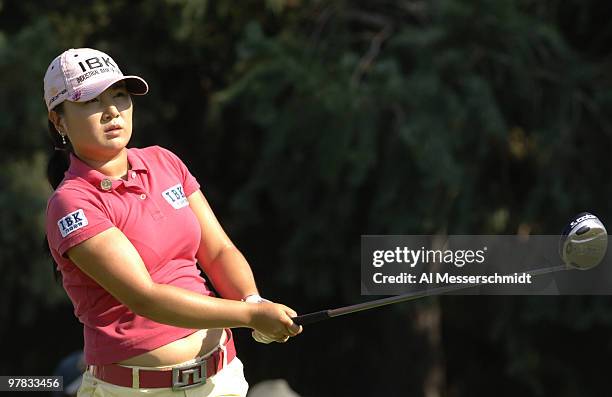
left=2, top=0, right=612, bottom=396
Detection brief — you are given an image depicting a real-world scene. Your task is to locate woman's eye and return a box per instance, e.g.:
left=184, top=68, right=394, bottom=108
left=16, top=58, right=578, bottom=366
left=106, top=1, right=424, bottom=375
left=85, top=98, right=99, bottom=104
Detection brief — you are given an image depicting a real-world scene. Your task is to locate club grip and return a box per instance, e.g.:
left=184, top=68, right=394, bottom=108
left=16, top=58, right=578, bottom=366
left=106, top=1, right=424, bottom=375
left=292, top=310, right=330, bottom=326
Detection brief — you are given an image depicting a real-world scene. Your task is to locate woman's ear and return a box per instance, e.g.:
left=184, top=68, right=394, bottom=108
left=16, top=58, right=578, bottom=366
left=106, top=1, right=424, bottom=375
left=48, top=110, right=66, bottom=133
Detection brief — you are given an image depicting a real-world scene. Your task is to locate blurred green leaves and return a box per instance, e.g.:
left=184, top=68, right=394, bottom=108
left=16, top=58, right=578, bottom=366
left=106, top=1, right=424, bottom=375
left=2, top=0, right=612, bottom=394
left=0, top=153, right=64, bottom=325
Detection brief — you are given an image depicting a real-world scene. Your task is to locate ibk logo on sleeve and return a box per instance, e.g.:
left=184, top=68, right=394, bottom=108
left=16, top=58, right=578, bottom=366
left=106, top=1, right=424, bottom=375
left=162, top=184, right=189, bottom=209
left=57, top=209, right=89, bottom=238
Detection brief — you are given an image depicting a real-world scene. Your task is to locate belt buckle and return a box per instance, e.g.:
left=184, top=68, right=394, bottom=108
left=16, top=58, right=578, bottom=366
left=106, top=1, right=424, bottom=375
left=171, top=360, right=207, bottom=391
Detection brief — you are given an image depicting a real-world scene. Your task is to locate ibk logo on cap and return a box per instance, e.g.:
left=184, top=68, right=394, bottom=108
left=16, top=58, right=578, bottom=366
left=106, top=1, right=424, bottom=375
left=77, top=55, right=117, bottom=72
left=73, top=54, right=121, bottom=85
left=57, top=209, right=88, bottom=238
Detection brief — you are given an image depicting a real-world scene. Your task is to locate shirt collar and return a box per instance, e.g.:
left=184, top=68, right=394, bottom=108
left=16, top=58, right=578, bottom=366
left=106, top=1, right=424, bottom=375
left=67, top=148, right=148, bottom=192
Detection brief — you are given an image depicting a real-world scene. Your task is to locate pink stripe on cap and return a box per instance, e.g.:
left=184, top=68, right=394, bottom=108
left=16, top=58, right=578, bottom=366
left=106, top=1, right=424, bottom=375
left=43, top=48, right=148, bottom=111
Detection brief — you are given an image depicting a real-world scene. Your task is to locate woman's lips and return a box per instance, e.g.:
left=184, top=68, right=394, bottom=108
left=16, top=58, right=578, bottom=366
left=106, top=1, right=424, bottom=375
left=104, top=124, right=122, bottom=132
left=104, top=125, right=123, bottom=138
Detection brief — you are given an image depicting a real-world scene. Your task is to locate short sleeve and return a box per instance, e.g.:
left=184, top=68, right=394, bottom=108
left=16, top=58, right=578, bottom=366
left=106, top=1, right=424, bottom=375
left=155, top=146, right=201, bottom=197
left=46, top=189, right=114, bottom=257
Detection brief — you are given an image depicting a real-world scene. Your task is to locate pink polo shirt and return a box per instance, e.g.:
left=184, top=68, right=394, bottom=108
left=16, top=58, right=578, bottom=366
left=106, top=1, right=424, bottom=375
left=46, top=146, right=214, bottom=365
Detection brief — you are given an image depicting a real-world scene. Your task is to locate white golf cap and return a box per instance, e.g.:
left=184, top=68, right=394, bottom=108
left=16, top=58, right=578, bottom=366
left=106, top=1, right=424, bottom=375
left=44, top=48, right=148, bottom=111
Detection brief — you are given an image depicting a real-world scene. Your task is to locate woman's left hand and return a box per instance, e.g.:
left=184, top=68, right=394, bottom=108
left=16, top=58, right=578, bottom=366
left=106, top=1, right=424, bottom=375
left=244, top=295, right=301, bottom=343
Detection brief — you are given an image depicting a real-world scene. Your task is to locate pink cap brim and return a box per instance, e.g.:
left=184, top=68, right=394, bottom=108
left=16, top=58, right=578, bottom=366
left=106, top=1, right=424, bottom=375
left=74, top=75, right=149, bottom=103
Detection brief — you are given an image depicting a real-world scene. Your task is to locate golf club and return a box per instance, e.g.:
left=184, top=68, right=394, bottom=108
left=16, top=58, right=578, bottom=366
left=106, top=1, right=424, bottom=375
left=292, top=212, right=607, bottom=326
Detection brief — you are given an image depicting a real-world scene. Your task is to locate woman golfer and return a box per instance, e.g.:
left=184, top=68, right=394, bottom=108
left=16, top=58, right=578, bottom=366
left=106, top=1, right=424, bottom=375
left=44, top=48, right=302, bottom=396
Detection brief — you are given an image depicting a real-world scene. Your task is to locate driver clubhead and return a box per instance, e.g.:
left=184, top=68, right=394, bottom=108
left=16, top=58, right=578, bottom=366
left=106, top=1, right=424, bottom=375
left=559, top=212, right=608, bottom=270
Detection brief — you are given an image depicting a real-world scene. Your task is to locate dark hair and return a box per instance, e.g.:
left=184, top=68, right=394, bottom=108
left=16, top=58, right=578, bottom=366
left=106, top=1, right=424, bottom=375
left=46, top=103, right=71, bottom=190
left=45, top=102, right=71, bottom=282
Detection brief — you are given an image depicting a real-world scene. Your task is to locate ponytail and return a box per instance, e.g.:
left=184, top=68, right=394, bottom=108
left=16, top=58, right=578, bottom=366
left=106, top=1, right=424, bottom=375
left=46, top=144, right=70, bottom=190
left=45, top=103, right=71, bottom=190
left=45, top=103, right=71, bottom=282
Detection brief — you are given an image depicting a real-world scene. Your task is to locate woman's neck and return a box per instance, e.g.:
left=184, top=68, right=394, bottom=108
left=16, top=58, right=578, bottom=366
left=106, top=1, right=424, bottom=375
left=76, top=148, right=130, bottom=180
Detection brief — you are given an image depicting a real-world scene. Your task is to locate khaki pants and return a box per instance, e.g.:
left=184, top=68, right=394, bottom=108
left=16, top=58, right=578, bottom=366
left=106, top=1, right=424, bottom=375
left=77, top=357, right=248, bottom=397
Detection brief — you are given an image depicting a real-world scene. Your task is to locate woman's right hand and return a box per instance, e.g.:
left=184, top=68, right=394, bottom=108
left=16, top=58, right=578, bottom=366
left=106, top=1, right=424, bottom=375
left=247, top=302, right=303, bottom=342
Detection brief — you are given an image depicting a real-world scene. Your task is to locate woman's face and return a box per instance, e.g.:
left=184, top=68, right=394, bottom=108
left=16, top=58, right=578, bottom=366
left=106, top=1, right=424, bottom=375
left=56, top=82, right=133, bottom=161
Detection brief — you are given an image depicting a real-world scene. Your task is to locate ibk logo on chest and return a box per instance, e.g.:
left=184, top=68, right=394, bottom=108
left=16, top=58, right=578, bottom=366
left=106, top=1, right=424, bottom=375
left=163, top=184, right=188, bottom=209
left=57, top=209, right=89, bottom=238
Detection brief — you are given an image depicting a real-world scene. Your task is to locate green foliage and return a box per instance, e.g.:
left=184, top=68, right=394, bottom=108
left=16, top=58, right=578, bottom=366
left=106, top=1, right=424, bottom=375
left=0, top=153, right=65, bottom=325
left=2, top=0, right=612, bottom=394
left=0, top=15, right=70, bottom=332
left=209, top=2, right=612, bottom=394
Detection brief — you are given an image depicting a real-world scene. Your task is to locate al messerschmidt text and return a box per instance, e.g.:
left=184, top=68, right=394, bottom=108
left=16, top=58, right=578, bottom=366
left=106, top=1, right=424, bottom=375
left=373, top=272, right=532, bottom=284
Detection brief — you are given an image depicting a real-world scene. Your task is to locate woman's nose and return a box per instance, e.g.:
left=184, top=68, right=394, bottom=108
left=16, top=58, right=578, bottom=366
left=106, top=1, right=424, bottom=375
left=102, top=105, right=120, bottom=121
